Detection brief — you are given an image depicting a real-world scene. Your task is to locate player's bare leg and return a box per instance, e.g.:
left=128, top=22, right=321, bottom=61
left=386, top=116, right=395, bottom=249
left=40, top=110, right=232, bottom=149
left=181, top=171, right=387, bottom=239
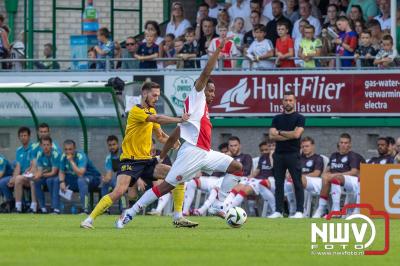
left=313, top=173, right=338, bottom=218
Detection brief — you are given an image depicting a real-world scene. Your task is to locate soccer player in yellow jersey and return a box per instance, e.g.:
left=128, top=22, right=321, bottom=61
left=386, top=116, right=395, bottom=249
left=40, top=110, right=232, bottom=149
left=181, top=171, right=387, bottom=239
left=80, top=81, right=191, bottom=229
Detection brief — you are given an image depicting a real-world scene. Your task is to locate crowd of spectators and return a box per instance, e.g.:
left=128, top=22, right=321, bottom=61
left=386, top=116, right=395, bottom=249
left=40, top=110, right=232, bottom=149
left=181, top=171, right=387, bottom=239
left=0, top=0, right=399, bottom=70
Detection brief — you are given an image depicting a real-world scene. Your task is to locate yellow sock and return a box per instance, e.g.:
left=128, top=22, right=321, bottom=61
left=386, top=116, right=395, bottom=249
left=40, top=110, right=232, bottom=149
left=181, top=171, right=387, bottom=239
left=89, top=194, right=113, bottom=220
left=172, top=183, right=185, bottom=214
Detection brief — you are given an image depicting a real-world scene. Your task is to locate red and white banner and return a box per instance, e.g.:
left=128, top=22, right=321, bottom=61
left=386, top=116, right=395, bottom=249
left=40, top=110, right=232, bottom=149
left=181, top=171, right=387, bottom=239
left=164, top=73, right=400, bottom=116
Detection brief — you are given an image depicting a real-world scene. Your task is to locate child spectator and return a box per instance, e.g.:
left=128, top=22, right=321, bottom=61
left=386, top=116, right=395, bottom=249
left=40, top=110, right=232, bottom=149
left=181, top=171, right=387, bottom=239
left=177, top=28, right=198, bottom=69
left=374, top=35, right=398, bottom=68
left=294, top=19, right=310, bottom=67
left=208, top=24, right=239, bottom=69
left=162, top=33, right=176, bottom=69
left=275, top=21, right=295, bottom=68
left=334, top=16, right=357, bottom=67
left=95, top=27, right=114, bottom=69
left=88, top=47, right=97, bottom=69
left=136, top=31, right=159, bottom=69
left=114, top=41, right=122, bottom=69
left=228, top=17, right=245, bottom=52
left=354, top=30, right=377, bottom=67
left=246, top=24, right=274, bottom=69
left=174, top=36, right=186, bottom=69
left=298, top=24, right=322, bottom=68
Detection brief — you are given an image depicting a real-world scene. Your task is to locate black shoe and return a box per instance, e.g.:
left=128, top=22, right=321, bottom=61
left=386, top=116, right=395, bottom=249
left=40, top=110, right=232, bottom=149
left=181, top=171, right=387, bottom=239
left=27, top=208, right=37, bottom=214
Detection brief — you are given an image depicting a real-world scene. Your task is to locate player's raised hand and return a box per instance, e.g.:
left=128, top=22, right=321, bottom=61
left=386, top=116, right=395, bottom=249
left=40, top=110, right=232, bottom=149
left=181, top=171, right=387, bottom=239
left=173, top=139, right=181, bottom=150
left=181, top=112, right=190, bottom=122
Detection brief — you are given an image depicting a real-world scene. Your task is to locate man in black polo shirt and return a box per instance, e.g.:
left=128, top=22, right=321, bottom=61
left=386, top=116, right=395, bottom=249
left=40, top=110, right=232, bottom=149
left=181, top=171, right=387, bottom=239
left=268, top=91, right=305, bottom=218
left=266, top=0, right=293, bottom=47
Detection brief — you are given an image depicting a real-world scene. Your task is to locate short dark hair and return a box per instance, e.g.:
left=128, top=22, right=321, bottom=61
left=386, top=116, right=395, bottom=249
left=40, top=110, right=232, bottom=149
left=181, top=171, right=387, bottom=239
left=18, top=127, right=31, bottom=136
left=277, top=20, right=290, bottom=30
left=44, top=43, right=53, bottom=50
left=283, top=90, right=296, bottom=97
left=107, top=135, right=119, bottom=143
left=351, top=5, right=363, bottom=15
left=250, top=0, right=261, bottom=5
left=339, top=133, right=352, bottom=141
left=327, top=4, right=338, bottom=11
left=253, top=24, right=266, bottom=33
left=386, top=136, right=395, bottom=145
left=63, top=139, right=76, bottom=147
left=337, top=16, right=349, bottom=23
left=98, top=27, right=110, bottom=39
left=38, top=123, right=49, bottom=130
left=199, top=2, right=209, bottom=9
left=272, top=0, right=284, bottom=9
left=304, top=24, right=315, bottom=32
left=251, top=10, right=261, bottom=17
left=165, top=33, right=175, bottom=40
left=377, top=137, right=389, bottom=145
left=301, top=136, right=315, bottom=144
left=382, top=34, right=393, bottom=44
left=144, top=20, right=161, bottom=36
left=259, top=141, right=267, bottom=148
left=218, top=142, right=228, bottom=151
left=40, top=136, right=53, bottom=144
left=299, top=18, right=310, bottom=25
left=228, top=136, right=241, bottom=143
left=367, top=19, right=381, bottom=30
left=201, top=17, right=215, bottom=26
left=185, top=27, right=195, bottom=35
left=141, top=81, right=160, bottom=91
left=0, top=14, right=4, bottom=22
left=360, top=30, right=371, bottom=36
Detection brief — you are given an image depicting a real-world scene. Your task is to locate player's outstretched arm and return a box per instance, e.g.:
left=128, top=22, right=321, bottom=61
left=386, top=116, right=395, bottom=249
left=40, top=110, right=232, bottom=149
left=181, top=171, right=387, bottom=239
left=195, top=39, right=225, bottom=92
left=159, top=127, right=181, bottom=161
left=146, top=112, right=189, bottom=125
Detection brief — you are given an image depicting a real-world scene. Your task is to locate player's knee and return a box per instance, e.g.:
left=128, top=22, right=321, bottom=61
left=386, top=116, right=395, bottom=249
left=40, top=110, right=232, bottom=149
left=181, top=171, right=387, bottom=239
left=15, top=175, right=24, bottom=185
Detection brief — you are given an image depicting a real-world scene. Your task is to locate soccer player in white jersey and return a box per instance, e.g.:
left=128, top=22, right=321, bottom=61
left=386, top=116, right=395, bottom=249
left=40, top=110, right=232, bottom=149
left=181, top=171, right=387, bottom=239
left=116, top=39, right=244, bottom=228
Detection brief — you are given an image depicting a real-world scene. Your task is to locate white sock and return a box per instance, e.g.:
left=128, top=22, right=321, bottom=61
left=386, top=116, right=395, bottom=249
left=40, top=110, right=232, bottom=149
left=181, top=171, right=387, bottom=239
left=126, top=188, right=159, bottom=216
left=156, top=193, right=171, bottom=213
left=331, top=184, right=341, bottom=211
left=85, top=216, right=94, bottom=224
left=198, top=189, right=218, bottom=215
left=183, top=181, right=197, bottom=214
left=318, top=197, right=328, bottom=209
left=222, top=191, right=237, bottom=212
left=218, top=174, right=240, bottom=200
left=259, top=186, right=276, bottom=212
left=284, top=182, right=296, bottom=214
left=16, top=201, right=22, bottom=211
left=30, top=202, right=37, bottom=211
left=231, top=194, right=245, bottom=208
left=41, top=207, right=47, bottom=213
left=173, top=211, right=182, bottom=220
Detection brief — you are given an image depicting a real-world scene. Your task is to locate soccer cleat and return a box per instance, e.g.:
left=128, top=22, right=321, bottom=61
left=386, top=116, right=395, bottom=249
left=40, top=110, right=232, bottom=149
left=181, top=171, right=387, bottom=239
left=173, top=217, right=199, bottom=228
left=115, top=210, right=133, bottom=229
left=80, top=220, right=94, bottom=229
left=267, top=212, right=283, bottom=218
left=289, top=212, right=304, bottom=218
left=312, top=208, right=326, bottom=218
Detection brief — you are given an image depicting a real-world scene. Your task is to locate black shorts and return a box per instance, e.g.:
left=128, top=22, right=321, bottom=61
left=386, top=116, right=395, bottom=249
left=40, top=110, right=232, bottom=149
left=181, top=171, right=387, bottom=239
left=116, top=158, right=158, bottom=187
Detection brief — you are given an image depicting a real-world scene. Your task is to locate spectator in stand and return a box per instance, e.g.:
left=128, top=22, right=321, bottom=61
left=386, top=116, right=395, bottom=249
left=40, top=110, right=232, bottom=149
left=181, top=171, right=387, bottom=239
left=208, top=24, right=239, bottom=69
left=174, top=36, right=186, bottom=69
left=246, top=24, right=275, bottom=69
left=217, top=9, right=230, bottom=34
left=113, top=41, right=122, bottom=69
left=346, top=0, right=377, bottom=21
left=144, top=21, right=164, bottom=69
left=395, top=137, right=400, bottom=164
left=292, top=0, right=321, bottom=39
left=294, top=19, right=310, bottom=67
left=323, top=4, right=339, bottom=30
left=228, top=0, right=252, bottom=32
left=88, top=47, right=97, bottom=69
left=0, top=153, right=13, bottom=211
left=374, top=0, right=391, bottom=32
left=244, top=11, right=263, bottom=49
left=33, top=136, right=61, bottom=214
left=205, top=0, right=225, bottom=18
left=354, top=30, right=377, bottom=67
left=299, top=24, right=322, bottom=68
left=121, top=37, right=139, bottom=69
left=195, top=3, right=218, bottom=40
left=250, top=0, right=270, bottom=25
left=284, top=0, right=300, bottom=25
left=299, top=0, right=322, bottom=20
left=397, top=8, right=400, bottom=55
left=374, top=35, right=398, bottom=68
left=162, top=33, right=176, bottom=69
left=34, top=43, right=60, bottom=70
left=95, top=27, right=114, bottom=70
left=59, top=139, right=101, bottom=214
left=263, top=0, right=287, bottom=21
left=0, top=23, right=10, bottom=69
left=386, top=136, right=397, bottom=157
left=10, top=31, right=25, bottom=71
left=334, top=16, right=358, bottom=67
left=330, top=0, right=347, bottom=15
left=368, top=19, right=383, bottom=50
left=178, top=27, right=198, bottom=69
left=266, top=0, right=293, bottom=46
left=275, top=21, right=296, bottom=68
left=166, top=2, right=191, bottom=38
left=198, top=17, right=219, bottom=67
left=136, top=31, right=159, bottom=69
left=348, top=5, right=365, bottom=25
left=354, top=19, right=366, bottom=42
left=228, top=17, right=246, bottom=52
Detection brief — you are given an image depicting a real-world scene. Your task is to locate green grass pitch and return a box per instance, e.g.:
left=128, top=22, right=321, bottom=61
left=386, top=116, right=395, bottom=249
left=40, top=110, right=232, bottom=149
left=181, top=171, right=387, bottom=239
left=0, top=215, right=398, bottom=266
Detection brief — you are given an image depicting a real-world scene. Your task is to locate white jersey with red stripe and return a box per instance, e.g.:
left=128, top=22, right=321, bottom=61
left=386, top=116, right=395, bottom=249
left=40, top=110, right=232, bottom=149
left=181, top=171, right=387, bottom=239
left=180, top=86, right=212, bottom=151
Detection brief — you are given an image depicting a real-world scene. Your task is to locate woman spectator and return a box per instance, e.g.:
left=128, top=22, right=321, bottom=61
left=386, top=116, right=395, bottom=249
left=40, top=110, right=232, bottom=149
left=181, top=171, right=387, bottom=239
left=166, top=2, right=191, bottom=38
left=323, top=4, right=339, bottom=30
left=217, top=9, right=230, bottom=35
left=284, top=0, right=300, bottom=25
left=144, top=21, right=164, bottom=68
left=114, top=41, right=122, bottom=69
left=348, top=5, right=364, bottom=25
left=88, top=47, right=97, bottom=69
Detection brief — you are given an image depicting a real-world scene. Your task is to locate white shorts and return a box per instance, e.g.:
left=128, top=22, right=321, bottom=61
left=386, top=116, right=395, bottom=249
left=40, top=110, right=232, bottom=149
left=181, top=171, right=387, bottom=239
left=165, top=142, right=233, bottom=186
left=343, top=175, right=359, bottom=193
left=197, top=176, right=223, bottom=192
left=305, top=176, right=322, bottom=194
left=248, top=177, right=274, bottom=195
